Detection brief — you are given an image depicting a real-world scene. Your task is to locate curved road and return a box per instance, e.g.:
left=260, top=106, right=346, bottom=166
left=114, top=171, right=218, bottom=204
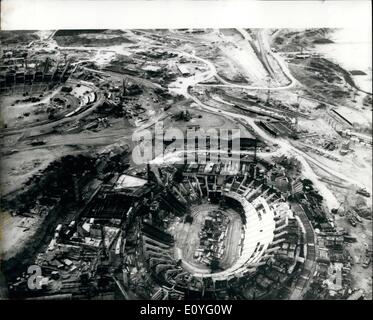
left=166, top=29, right=370, bottom=209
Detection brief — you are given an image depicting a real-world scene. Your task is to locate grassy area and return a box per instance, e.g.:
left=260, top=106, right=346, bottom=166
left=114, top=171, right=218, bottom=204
left=54, top=30, right=134, bottom=47
left=0, top=31, right=39, bottom=45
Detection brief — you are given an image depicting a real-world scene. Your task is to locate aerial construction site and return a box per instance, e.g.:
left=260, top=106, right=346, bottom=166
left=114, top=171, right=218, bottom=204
left=0, top=28, right=371, bottom=300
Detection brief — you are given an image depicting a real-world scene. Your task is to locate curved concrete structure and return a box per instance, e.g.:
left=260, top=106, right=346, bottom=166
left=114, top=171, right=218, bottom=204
left=191, top=191, right=277, bottom=280
left=141, top=175, right=296, bottom=292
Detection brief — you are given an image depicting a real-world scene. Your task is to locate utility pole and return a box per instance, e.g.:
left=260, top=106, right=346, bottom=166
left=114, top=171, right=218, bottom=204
left=122, top=77, right=126, bottom=98
left=43, top=57, right=51, bottom=74
left=296, top=92, right=301, bottom=105
left=352, top=90, right=357, bottom=102
left=293, top=117, right=299, bottom=133
left=266, top=76, right=271, bottom=103
left=253, top=139, right=257, bottom=163
left=101, top=224, right=108, bottom=260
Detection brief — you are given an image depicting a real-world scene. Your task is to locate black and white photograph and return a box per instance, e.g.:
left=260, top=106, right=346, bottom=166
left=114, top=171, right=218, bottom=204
left=0, top=0, right=371, bottom=305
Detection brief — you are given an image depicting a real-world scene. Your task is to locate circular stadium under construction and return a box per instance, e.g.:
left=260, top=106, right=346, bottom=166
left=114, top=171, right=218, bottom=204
left=140, top=159, right=308, bottom=298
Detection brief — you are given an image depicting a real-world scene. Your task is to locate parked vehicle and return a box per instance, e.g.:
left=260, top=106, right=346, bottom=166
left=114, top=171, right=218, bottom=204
left=348, top=217, right=357, bottom=227
left=356, top=188, right=370, bottom=198
left=362, top=257, right=371, bottom=268
left=30, top=139, right=46, bottom=146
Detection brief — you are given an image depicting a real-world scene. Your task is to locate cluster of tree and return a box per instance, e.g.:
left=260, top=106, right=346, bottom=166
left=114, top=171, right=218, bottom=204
left=274, top=155, right=302, bottom=173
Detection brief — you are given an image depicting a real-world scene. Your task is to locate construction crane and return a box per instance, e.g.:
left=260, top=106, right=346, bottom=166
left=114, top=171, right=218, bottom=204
left=24, top=56, right=28, bottom=69
left=292, top=117, right=299, bottom=133
left=335, top=194, right=349, bottom=216
left=147, top=163, right=164, bottom=186
left=266, top=76, right=271, bottom=103
left=43, top=57, right=52, bottom=74
left=111, top=275, right=130, bottom=299
left=100, top=224, right=108, bottom=260
left=122, top=77, right=128, bottom=98
left=296, top=90, right=302, bottom=106
left=253, top=139, right=258, bottom=163
left=352, top=90, right=358, bottom=103
left=300, top=44, right=304, bottom=55
left=60, top=59, right=71, bottom=83
left=52, top=60, right=60, bottom=80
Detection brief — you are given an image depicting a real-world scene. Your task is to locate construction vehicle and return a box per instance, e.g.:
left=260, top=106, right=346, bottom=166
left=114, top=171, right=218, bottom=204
left=347, top=289, right=365, bottom=300
left=335, top=195, right=348, bottom=216
left=362, top=257, right=371, bottom=268
left=354, top=213, right=363, bottom=223
left=2, top=149, right=19, bottom=156
left=348, top=216, right=357, bottom=227
left=356, top=188, right=370, bottom=198
left=30, top=139, right=46, bottom=146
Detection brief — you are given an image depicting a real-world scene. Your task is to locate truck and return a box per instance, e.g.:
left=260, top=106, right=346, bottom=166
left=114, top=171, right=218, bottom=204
left=30, top=139, right=46, bottom=146
left=348, top=216, right=357, bottom=227
left=2, top=149, right=19, bottom=156
left=362, top=257, right=371, bottom=268
left=354, top=214, right=363, bottom=223
left=356, top=188, right=370, bottom=198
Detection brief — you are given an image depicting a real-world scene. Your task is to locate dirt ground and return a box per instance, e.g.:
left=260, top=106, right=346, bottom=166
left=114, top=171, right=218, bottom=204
left=0, top=211, right=43, bottom=261
left=299, top=117, right=340, bottom=138
left=1, top=122, right=135, bottom=197
left=0, top=147, right=63, bottom=196
left=334, top=214, right=372, bottom=299
left=168, top=202, right=243, bottom=271
left=0, top=87, right=62, bottom=128
left=306, top=146, right=372, bottom=196
left=335, top=105, right=372, bottom=128
left=165, top=106, right=240, bottom=131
